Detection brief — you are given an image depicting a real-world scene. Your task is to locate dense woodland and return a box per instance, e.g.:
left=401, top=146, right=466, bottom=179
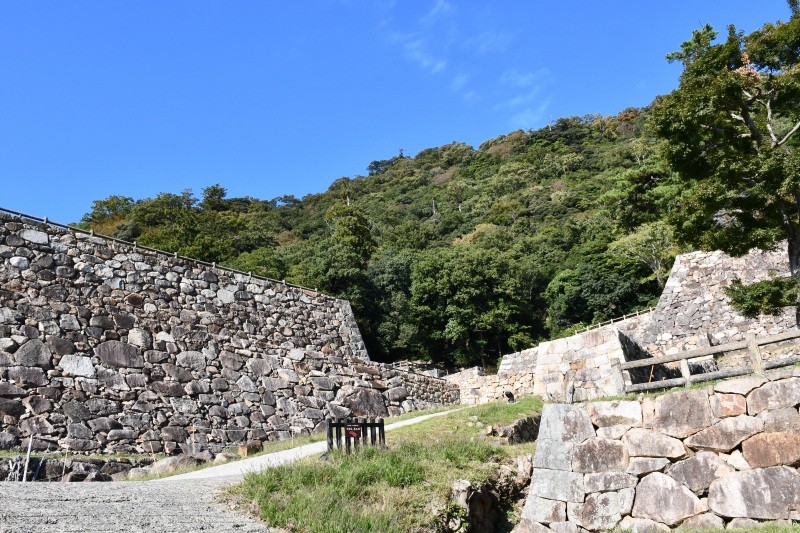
left=74, top=2, right=800, bottom=368
left=79, top=109, right=684, bottom=368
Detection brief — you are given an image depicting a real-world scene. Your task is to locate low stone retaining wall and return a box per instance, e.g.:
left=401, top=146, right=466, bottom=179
left=518, top=368, right=800, bottom=532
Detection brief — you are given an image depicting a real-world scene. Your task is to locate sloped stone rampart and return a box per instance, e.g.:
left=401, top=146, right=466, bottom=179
left=451, top=246, right=799, bottom=405
left=516, top=368, right=800, bottom=532
left=0, top=212, right=458, bottom=454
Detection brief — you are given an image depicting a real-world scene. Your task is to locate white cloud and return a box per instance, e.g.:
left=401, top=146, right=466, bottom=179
left=467, top=29, right=514, bottom=54
left=420, top=0, right=453, bottom=26
left=500, top=68, right=551, bottom=88
left=451, top=73, right=468, bottom=91
left=510, top=99, right=552, bottom=129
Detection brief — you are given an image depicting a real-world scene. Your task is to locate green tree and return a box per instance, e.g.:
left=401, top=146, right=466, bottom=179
left=650, top=9, right=800, bottom=291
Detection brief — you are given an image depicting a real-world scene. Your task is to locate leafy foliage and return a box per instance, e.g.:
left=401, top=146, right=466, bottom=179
left=724, top=278, right=800, bottom=317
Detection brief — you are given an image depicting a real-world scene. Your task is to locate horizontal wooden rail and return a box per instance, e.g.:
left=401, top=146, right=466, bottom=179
left=621, top=329, right=800, bottom=393
left=621, top=329, right=800, bottom=371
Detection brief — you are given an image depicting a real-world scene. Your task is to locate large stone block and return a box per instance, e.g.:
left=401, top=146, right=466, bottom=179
left=567, top=492, right=621, bottom=530
left=708, top=466, right=800, bottom=519
left=665, top=451, right=733, bottom=494
left=94, top=340, right=143, bottom=368
left=587, top=400, right=642, bottom=428
left=653, top=389, right=712, bottom=438
left=632, top=472, right=704, bottom=526
left=741, top=431, right=800, bottom=468
left=58, top=354, right=95, bottom=378
left=747, top=378, right=800, bottom=415
left=710, top=393, right=746, bottom=418
left=584, top=472, right=637, bottom=493
left=537, top=404, right=595, bottom=444
left=623, top=428, right=685, bottom=458
left=529, top=468, right=584, bottom=503
left=521, top=495, right=566, bottom=524
left=683, top=415, right=763, bottom=452
left=572, top=437, right=629, bottom=473
left=13, top=339, right=52, bottom=368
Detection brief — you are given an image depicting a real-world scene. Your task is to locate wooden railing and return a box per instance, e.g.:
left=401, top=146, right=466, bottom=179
left=326, top=417, right=386, bottom=454
left=621, top=329, right=800, bottom=393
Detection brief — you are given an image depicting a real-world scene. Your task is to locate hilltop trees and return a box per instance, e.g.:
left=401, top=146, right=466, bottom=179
left=650, top=7, right=800, bottom=313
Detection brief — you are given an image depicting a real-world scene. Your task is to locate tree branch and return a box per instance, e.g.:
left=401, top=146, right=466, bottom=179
left=777, top=120, right=800, bottom=148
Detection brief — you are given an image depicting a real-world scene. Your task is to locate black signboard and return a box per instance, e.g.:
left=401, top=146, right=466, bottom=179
left=345, top=423, right=361, bottom=438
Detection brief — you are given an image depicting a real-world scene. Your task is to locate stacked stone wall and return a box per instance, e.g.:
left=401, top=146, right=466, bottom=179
left=518, top=367, right=800, bottom=532
left=0, top=212, right=458, bottom=455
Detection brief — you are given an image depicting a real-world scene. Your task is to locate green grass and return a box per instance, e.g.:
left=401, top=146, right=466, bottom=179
left=231, top=396, right=542, bottom=532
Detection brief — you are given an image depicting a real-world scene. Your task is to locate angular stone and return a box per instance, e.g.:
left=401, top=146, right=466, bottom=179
left=521, top=495, right=566, bottom=524
left=710, top=393, right=746, bottom=418
left=678, top=512, right=724, bottom=530
left=287, top=348, right=305, bottom=361
left=176, top=351, right=205, bottom=370
left=385, top=386, right=408, bottom=402
left=587, top=400, right=642, bottom=428
left=236, top=375, right=257, bottom=393
left=623, top=428, right=685, bottom=458
left=741, top=431, right=800, bottom=468
left=654, top=389, right=712, bottom=438
left=0, top=398, right=24, bottom=418
left=684, top=415, right=763, bottom=452
left=8, top=366, right=47, bottom=386
left=572, top=437, right=628, bottom=473
left=13, top=339, right=52, bottom=368
left=127, top=328, right=152, bottom=349
left=19, top=229, right=48, bottom=244
left=19, top=416, right=56, bottom=436
left=626, top=457, right=670, bottom=476
left=59, top=354, right=95, bottom=378
left=94, top=341, right=143, bottom=368
left=529, top=468, right=584, bottom=503
left=747, top=378, right=800, bottom=416
left=726, top=517, right=760, bottom=529
left=708, top=466, right=800, bottom=519
left=548, top=522, right=579, bottom=533
left=584, top=472, right=637, bottom=493
left=720, top=450, right=751, bottom=471
left=22, top=395, right=52, bottom=415
left=632, top=472, right=704, bottom=526
left=596, top=424, right=628, bottom=439
left=513, top=520, right=551, bottom=533
left=62, top=401, right=91, bottom=421
left=309, top=376, right=336, bottom=390
left=219, top=351, right=244, bottom=370
left=567, top=491, right=621, bottom=531
left=757, top=407, right=800, bottom=432
left=342, top=387, right=387, bottom=417
left=714, top=376, right=766, bottom=396
left=538, top=403, right=595, bottom=443
left=618, top=487, right=635, bottom=514
left=619, top=516, right=671, bottom=533
left=666, top=451, right=734, bottom=494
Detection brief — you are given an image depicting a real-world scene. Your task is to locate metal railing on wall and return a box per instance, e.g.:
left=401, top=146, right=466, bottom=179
left=0, top=205, right=325, bottom=297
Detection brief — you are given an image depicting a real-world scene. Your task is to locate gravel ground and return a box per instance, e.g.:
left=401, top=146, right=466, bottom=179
left=0, top=409, right=461, bottom=532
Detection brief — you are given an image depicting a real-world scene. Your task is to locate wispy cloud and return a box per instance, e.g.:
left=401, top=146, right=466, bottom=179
left=420, top=0, right=453, bottom=26
left=510, top=98, right=552, bottom=129
left=500, top=68, right=551, bottom=89
left=467, top=29, right=514, bottom=55
left=451, top=73, right=468, bottom=91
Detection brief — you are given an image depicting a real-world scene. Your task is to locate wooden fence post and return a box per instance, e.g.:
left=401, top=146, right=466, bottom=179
left=679, top=359, right=691, bottom=387
left=747, top=334, right=765, bottom=376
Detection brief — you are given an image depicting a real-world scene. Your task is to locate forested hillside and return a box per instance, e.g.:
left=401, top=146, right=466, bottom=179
left=79, top=108, right=684, bottom=368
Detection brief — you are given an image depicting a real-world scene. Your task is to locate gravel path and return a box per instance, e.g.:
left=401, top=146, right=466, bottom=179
left=0, top=409, right=461, bottom=532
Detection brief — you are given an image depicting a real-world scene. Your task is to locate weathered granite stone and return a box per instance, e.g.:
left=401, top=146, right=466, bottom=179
left=94, top=340, right=143, bottom=368
left=343, top=387, right=388, bottom=417
left=725, top=517, right=760, bottom=529
left=720, top=450, right=751, bottom=471
left=596, top=424, right=628, bottom=439
left=13, top=339, right=52, bottom=368
left=653, top=389, right=712, bottom=438
left=386, top=386, right=408, bottom=402
left=586, top=401, right=642, bottom=428
left=666, top=451, right=734, bottom=494
left=623, top=428, right=685, bottom=458
left=176, top=351, right=205, bottom=371
left=632, top=472, right=704, bottom=526
left=529, top=468, right=585, bottom=503
left=512, top=519, right=550, bottom=533
left=626, top=457, right=671, bottom=476
left=678, top=512, right=724, bottom=530
left=710, top=393, right=746, bottom=418
left=547, top=522, right=579, bottom=533
left=8, top=366, right=47, bottom=386
left=538, top=404, right=595, bottom=444
left=714, top=376, right=767, bottom=395
left=0, top=398, right=24, bottom=418
left=757, top=406, right=800, bottom=432
left=619, top=516, right=671, bottom=533
left=741, top=431, right=800, bottom=468
left=708, top=466, right=800, bottom=519
left=309, top=376, right=336, bottom=390
left=747, top=378, right=800, bottom=416
left=572, top=437, right=629, bottom=473
left=567, top=492, right=621, bottom=530
left=521, top=495, right=566, bottom=524
left=59, top=354, right=95, bottom=378
left=584, top=472, right=637, bottom=493
left=684, top=415, right=763, bottom=452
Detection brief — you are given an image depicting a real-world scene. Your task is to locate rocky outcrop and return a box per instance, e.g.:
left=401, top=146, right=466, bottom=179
left=518, top=369, right=800, bottom=532
left=0, top=212, right=459, bottom=455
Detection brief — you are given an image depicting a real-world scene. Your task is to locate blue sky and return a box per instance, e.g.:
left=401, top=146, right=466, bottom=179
left=0, top=1, right=791, bottom=223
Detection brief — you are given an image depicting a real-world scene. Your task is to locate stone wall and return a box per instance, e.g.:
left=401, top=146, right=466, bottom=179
left=455, top=245, right=799, bottom=406
left=0, top=212, right=458, bottom=454
left=517, top=367, right=800, bottom=532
